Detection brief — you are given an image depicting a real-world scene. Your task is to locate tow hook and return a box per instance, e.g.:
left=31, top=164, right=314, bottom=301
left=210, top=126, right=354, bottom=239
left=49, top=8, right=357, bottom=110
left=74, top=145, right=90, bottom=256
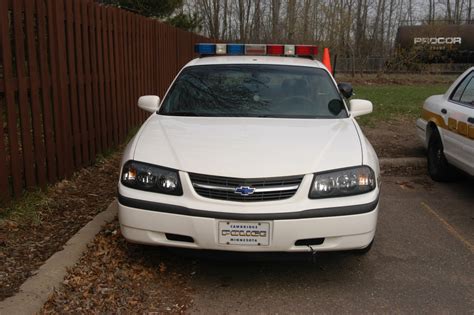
left=308, top=245, right=318, bottom=262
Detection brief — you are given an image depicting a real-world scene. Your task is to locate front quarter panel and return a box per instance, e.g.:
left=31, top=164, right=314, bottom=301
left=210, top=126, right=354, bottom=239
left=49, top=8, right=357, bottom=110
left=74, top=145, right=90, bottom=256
left=349, top=118, right=380, bottom=189
left=119, top=114, right=156, bottom=180
left=422, top=95, right=447, bottom=128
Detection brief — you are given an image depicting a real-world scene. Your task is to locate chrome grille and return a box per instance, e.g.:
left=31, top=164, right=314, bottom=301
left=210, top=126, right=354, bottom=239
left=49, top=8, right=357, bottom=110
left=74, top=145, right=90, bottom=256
left=189, top=173, right=303, bottom=202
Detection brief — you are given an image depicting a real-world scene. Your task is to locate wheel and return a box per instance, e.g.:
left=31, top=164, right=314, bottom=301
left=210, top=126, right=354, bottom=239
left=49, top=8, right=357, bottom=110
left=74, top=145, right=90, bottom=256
left=352, top=239, right=373, bottom=255
left=427, top=129, right=452, bottom=182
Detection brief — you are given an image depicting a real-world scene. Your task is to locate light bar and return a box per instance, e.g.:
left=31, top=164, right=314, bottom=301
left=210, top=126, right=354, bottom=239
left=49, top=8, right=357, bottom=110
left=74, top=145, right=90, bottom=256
left=194, top=43, right=318, bottom=57
left=295, top=45, right=318, bottom=56
left=245, top=44, right=266, bottom=55
left=284, top=45, right=295, bottom=55
left=215, top=43, right=227, bottom=54
left=267, top=45, right=284, bottom=55
left=227, top=44, right=244, bottom=55
left=194, top=43, right=216, bottom=55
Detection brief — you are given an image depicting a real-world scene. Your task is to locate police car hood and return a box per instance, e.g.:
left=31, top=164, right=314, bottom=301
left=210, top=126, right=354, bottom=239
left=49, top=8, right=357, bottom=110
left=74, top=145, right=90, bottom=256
left=133, top=115, right=362, bottom=178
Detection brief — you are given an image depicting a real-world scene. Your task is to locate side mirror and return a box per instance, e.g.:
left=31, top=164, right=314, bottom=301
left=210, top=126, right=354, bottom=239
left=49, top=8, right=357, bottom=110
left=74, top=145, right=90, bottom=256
left=138, top=95, right=160, bottom=113
left=350, top=99, right=373, bottom=117
left=337, top=82, right=353, bottom=98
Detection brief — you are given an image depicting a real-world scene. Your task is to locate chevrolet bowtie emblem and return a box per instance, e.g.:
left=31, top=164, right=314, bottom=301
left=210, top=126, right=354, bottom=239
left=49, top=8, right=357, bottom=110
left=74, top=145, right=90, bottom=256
left=234, top=186, right=255, bottom=196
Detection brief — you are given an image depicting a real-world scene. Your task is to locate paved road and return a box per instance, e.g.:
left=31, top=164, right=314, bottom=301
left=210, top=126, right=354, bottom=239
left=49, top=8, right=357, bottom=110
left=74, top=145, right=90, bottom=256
left=185, top=175, right=473, bottom=314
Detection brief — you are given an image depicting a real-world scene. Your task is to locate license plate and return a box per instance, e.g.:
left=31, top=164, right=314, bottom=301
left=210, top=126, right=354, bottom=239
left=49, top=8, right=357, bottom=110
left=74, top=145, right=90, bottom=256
left=218, top=221, right=271, bottom=246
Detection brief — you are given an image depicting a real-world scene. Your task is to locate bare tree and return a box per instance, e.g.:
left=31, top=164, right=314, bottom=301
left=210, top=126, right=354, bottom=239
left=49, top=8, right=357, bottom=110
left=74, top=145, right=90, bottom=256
left=286, top=0, right=296, bottom=41
left=271, top=0, right=281, bottom=41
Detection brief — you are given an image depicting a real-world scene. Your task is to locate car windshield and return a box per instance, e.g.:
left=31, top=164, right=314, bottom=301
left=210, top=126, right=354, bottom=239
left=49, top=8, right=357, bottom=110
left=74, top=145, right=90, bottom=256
left=159, top=64, right=347, bottom=118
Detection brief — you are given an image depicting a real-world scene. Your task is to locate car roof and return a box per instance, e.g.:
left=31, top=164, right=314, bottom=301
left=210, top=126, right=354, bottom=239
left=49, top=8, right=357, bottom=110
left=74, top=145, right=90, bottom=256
left=185, top=55, right=327, bottom=70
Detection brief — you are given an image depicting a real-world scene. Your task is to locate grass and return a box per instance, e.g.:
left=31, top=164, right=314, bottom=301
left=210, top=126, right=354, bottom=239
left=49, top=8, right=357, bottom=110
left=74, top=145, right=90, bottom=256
left=0, top=189, right=51, bottom=224
left=353, top=84, right=449, bottom=126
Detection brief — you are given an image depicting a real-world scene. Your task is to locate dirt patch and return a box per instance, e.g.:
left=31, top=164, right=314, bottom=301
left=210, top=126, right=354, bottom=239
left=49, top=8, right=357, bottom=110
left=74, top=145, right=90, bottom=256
left=360, top=117, right=425, bottom=159
left=41, top=220, right=193, bottom=314
left=0, top=152, right=122, bottom=301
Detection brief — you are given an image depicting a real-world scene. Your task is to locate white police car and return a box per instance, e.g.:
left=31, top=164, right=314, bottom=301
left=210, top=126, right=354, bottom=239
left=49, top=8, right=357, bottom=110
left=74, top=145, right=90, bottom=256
left=118, top=44, right=380, bottom=254
left=416, top=67, right=474, bottom=181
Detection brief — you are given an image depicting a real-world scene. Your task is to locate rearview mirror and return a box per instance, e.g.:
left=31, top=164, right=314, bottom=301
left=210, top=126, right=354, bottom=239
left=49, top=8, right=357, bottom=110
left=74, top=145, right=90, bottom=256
left=138, top=95, right=160, bottom=113
left=350, top=99, right=373, bottom=117
left=337, top=82, right=353, bottom=98
left=328, top=99, right=344, bottom=116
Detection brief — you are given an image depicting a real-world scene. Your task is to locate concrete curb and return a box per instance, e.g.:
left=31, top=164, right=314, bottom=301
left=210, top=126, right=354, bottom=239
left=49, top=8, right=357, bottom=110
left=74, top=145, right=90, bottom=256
left=0, top=200, right=118, bottom=315
left=379, top=157, right=426, bottom=169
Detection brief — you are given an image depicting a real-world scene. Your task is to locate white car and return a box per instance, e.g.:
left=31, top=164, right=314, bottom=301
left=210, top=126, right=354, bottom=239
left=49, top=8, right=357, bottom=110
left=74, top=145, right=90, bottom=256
left=416, top=67, right=474, bottom=181
left=118, top=44, right=380, bottom=254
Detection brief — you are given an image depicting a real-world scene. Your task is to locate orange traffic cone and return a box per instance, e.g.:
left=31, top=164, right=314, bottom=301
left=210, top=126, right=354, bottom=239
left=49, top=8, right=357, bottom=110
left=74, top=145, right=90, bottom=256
left=322, top=48, right=332, bottom=74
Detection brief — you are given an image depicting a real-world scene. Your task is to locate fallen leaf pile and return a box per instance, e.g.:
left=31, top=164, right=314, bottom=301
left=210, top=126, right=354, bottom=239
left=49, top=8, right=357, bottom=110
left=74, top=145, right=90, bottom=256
left=0, top=152, right=122, bottom=300
left=41, top=221, right=193, bottom=313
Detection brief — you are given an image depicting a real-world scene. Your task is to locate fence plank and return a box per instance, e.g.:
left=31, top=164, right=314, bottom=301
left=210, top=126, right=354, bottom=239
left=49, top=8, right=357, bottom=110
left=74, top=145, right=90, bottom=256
left=36, top=0, right=57, bottom=182
left=133, top=14, right=139, bottom=126
left=113, top=8, right=124, bottom=142
left=123, top=12, right=131, bottom=132
left=94, top=4, right=107, bottom=152
left=118, top=10, right=128, bottom=142
left=0, top=0, right=23, bottom=195
left=12, top=0, right=36, bottom=187
left=101, top=7, right=112, bottom=147
left=146, top=20, right=151, bottom=95
left=140, top=17, right=146, bottom=122
left=24, top=0, right=47, bottom=188
left=46, top=0, right=65, bottom=179
left=0, top=13, right=10, bottom=199
left=81, top=0, right=95, bottom=161
left=107, top=8, right=118, bottom=146
left=157, top=23, right=165, bottom=97
left=121, top=12, right=130, bottom=133
left=74, top=0, right=89, bottom=165
left=87, top=2, right=102, bottom=154
left=55, top=0, right=74, bottom=178
left=65, top=0, right=82, bottom=169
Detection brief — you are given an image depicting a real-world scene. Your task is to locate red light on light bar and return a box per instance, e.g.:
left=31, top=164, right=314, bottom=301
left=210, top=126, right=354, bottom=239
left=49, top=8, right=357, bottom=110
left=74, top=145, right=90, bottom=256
left=267, top=45, right=284, bottom=55
left=295, top=45, right=317, bottom=56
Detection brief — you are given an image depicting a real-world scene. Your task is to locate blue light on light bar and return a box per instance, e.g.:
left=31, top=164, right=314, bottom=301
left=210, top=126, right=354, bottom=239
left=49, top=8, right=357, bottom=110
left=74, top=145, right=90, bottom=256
left=227, top=44, right=244, bottom=55
left=194, top=43, right=216, bottom=54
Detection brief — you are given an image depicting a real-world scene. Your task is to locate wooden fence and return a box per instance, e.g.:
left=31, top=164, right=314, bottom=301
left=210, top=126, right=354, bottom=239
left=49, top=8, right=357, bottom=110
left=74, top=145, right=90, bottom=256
left=0, top=0, right=214, bottom=202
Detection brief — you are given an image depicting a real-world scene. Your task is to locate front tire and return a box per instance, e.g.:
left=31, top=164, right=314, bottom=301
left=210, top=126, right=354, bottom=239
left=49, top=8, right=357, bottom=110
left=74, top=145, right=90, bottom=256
left=427, top=129, right=451, bottom=181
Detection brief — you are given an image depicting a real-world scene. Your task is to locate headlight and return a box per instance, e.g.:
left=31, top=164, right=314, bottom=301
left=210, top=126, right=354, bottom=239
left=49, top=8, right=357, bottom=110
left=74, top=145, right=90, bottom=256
left=309, top=166, right=376, bottom=199
left=121, top=160, right=183, bottom=195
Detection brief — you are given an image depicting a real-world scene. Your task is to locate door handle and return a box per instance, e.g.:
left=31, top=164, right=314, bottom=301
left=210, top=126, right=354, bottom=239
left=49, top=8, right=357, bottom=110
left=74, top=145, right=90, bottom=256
left=468, top=117, right=474, bottom=124
left=441, top=108, right=447, bottom=114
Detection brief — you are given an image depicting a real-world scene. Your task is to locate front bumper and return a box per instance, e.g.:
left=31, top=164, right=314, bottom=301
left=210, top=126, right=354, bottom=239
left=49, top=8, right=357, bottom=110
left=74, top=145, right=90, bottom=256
left=118, top=172, right=379, bottom=252
left=119, top=201, right=378, bottom=252
left=416, top=118, right=428, bottom=148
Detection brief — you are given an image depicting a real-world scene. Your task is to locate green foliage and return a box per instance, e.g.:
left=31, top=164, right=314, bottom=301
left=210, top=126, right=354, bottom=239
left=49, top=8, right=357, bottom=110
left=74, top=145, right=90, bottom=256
left=354, top=84, right=449, bottom=126
left=100, top=0, right=183, bottom=18
left=167, top=12, right=202, bottom=32
left=98, top=0, right=201, bottom=31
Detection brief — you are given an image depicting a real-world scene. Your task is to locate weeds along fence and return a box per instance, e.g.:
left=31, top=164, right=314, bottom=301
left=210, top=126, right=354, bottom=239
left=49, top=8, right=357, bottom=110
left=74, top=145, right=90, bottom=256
left=0, top=0, right=214, bottom=202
